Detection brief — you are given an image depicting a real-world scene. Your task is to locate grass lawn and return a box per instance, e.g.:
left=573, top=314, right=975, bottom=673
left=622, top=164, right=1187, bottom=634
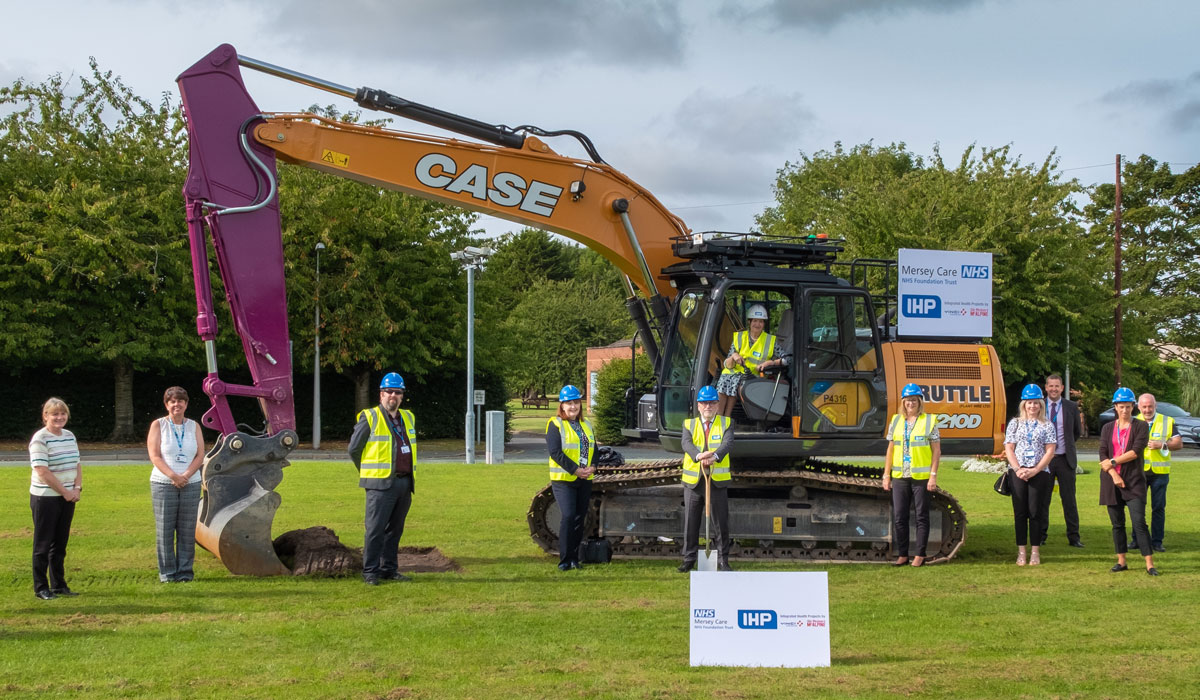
left=506, top=398, right=559, bottom=433
left=2, top=458, right=1199, bottom=699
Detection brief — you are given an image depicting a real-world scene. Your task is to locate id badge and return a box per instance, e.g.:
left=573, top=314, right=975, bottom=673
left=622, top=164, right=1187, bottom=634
left=1022, top=449, right=1036, bottom=465
left=175, top=453, right=188, bottom=464
left=400, top=445, right=411, bottom=454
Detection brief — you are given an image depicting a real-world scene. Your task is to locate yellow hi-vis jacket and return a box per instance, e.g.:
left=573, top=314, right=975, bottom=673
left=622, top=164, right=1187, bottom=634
left=547, top=417, right=595, bottom=481
left=721, top=331, right=776, bottom=374
left=1137, top=412, right=1175, bottom=474
left=888, top=413, right=934, bottom=479
left=682, top=416, right=732, bottom=486
left=357, top=406, right=417, bottom=487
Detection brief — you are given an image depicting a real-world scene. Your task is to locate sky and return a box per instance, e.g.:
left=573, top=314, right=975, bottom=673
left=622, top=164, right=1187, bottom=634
left=4, top=0, right=1198, bottom=237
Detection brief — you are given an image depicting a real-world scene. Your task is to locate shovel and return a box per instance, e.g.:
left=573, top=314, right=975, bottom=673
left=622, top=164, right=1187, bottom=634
left=698, top=463, right=718, bottom=571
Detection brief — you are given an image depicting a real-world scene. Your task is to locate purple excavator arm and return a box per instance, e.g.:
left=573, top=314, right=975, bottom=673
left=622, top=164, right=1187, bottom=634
left=177, top=45, right=298, bottom=576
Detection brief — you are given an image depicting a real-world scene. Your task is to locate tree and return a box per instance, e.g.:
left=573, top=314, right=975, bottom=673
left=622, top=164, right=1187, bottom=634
left=1084, top=155, right=1200, bottom=367
left=758, top=142, right=1115, bottom=392
left=275, top=108, right=477, bottom=410
left=501, top=277, right=634, bottom=393
left=0, top=62, right=197, bottom=440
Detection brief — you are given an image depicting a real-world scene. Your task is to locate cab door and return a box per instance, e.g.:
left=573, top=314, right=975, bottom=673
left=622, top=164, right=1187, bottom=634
left=796, top=289, right=888, bottom=437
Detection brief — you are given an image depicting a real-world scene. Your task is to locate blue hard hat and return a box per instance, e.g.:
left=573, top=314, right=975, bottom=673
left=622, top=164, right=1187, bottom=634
left=697, top=385, right=719, bottom=402
left=1020, top=384, right=1044, bottom=401
left=380, top=372, right=405, bottom=390
left=1112, top=387, right=1135, bottom=404
left=900, top=383, right=923, bottom=399
left=558, top=385, right=583, bottom=402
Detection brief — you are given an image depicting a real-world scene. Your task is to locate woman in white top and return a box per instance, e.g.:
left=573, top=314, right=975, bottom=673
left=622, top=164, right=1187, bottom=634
left=146, top=386, right=205, bottom=582
left=29, top=397, right=82, bottom=600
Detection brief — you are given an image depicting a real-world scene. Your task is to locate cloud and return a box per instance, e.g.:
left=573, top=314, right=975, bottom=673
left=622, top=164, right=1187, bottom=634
left=610, top=87, right=816, bottom=231
left=1097, top=73, right=1200, bottom=133
left=265, top=0, right=685, bottom=68
left=720, top=0, right=985, bottom=31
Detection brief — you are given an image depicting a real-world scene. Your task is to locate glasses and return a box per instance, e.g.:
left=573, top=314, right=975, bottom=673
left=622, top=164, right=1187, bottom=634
left=382, top=389, right=405, bottom=396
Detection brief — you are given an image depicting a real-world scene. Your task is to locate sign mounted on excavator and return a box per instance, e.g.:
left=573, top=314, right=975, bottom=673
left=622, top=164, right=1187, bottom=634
left=414, top=152, right=564, bottom=216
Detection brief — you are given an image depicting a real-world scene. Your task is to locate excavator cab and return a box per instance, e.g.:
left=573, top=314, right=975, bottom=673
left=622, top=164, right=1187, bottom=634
left=651, top=236, right=890, bottom=463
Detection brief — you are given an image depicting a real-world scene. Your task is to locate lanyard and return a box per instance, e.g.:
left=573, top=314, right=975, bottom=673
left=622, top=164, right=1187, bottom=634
left=169, top=419, right=187, bottom=452
left=1113, top=424, right=1130, bottom=455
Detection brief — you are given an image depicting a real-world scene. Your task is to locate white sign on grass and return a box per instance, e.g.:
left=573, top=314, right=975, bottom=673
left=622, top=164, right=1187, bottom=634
left=689, top=571, right=830, bottom=668
left=897, top=248, right=993, bottom=338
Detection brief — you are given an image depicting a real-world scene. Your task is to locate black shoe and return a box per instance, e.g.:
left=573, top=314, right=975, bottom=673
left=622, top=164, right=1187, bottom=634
left=1069, top=541, right=1085, bottom=548
left=1039, top=536, right=1047, bottom=546
left=558, top=563, right=571, bottom=571
left=50, top=587, right=79, bottom=597
left=717, top=562, right=733, bottom=572
left=1110, top=563, right=1128, bottom=572
left=1152, top=545, right=1166, bottom=553
left=1128, top=541, right=1137, bottom=550
left=568, top=561, right=585, bottom=570
left=1147, top=567, right=1160, bottom=576
left=383, top=572, right=412, bottom=582
left=362, top=575, right=380, bottom=586
left=35, top=590, right=56, bottom=600
left=677, top=561, right=695, bottom=573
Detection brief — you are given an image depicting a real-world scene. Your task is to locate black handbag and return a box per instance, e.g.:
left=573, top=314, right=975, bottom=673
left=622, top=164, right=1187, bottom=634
left=580, top=537, right=613, bottom=564
left=993, top=469, right=1013, bottom=496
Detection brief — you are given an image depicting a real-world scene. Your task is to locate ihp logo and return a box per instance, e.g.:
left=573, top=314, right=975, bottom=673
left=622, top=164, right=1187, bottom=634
left=902, top=294, right=941, bottom=318
left=693, top=608, right=716, bottom=619
left=737, top=609, right=777, bottom=629
left=961, top=264, right=990, bottom=279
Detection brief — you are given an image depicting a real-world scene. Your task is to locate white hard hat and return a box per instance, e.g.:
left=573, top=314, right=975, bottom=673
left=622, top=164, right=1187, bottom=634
left=747, top=304, right=768, bottom=320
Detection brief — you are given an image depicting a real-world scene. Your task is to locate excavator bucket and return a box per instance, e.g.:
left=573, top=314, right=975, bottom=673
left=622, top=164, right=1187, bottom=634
left=195, top=430, right=298, bottom=576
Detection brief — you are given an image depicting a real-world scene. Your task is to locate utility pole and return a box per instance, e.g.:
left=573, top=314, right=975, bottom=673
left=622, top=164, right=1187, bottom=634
left=1114, top=154, right=1123, bottom=386
left=313, top=242, right=325, bottom=449
left=451, top=246, right=493, bottom=464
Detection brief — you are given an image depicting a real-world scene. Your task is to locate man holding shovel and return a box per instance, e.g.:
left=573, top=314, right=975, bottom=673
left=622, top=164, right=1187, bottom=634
left=678, top=386, right=735, bottom=573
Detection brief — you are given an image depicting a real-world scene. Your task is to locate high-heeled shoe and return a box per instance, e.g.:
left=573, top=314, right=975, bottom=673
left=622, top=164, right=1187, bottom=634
left=1029, top=551, right=1040, bottom=566
left=1016, top=551, right=1027, bottom=566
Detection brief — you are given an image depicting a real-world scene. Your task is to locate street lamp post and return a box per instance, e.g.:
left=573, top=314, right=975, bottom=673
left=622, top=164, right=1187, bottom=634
left=451, top=246, right=493, bottom=464
left=313, top=242, right=325, bottom=449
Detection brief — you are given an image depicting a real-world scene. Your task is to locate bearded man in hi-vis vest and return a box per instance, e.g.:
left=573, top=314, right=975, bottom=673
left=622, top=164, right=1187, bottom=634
left=348, top=372, right=417, bottom=585
left=678, top=386, right=734, bottom=572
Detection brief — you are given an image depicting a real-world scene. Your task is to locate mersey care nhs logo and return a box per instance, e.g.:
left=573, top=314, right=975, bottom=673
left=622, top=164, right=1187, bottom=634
left=693, top=608, right=716, bottom=619
left=961, top=264, right=990, bottom=279
left=902, top=294, right=941, bottom=318
left=737, top=609, right=777, bottom=629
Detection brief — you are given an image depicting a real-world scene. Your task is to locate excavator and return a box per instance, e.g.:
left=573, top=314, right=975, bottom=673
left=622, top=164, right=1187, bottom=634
left=177, top=44, right=1005, bottom=575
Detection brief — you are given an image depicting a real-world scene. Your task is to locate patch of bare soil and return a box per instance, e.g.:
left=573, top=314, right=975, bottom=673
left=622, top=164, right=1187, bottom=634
left=273, top=528, right=460, bottom=575
left=396, top=546, right=461, bottom=573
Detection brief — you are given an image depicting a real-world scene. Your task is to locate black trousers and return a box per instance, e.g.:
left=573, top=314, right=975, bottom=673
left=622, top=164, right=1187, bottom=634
left=682, top=483, right=730, bottom=565
left=551, top=479, right=593, bottom=566
left=362, top=476, right=413, bottom=577
left=31, top=494, right=75, bottom=593
left=1011, top=470, right=1052, bottom=546
left=1108, top=494, right=1153, bottom=557
left=891, top=478, right=930, bottom=557
left=1041, top=454, right=1080, bottom=544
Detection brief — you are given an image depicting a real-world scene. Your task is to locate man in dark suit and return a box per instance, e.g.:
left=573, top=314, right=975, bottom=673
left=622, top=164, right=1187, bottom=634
left=1041, top=373, right=1084, bottom=547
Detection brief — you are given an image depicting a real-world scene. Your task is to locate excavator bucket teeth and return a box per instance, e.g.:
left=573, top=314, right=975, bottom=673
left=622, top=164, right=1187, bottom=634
left=195, top=430, right=297, bottom=576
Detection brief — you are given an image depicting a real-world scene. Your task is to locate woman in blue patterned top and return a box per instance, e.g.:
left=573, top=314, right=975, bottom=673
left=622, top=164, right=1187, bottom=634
left=1003, top=384, right=1057, bottom=566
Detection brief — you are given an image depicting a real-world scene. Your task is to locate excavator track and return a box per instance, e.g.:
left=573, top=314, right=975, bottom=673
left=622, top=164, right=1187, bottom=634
left=528, top=458, right=967, bottom=565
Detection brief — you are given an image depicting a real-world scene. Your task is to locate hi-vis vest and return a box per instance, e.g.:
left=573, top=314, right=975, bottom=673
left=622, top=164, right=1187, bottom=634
left=888, top=413, right=934, bottom=479
left=721, top=331, right=776, bottom=374
left=547, top=417, right=595, bottom=482
left=682, top=416, right=732, bottom=486
left=1137, top=413, right=1174, bottom=474
left=356, top=406, right=417, bottom=486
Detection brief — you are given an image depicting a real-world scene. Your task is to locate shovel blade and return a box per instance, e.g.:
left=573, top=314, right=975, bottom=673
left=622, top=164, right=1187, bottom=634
left=698, top=550, right=718, bottom=571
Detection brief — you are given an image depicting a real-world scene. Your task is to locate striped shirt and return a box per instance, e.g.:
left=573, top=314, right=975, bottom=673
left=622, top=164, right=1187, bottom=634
left=29, top=427, right=80, bottom=497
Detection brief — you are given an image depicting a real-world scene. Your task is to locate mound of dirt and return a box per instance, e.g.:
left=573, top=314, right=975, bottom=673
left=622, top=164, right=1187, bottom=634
left=273, top=527, right=460, bottom=576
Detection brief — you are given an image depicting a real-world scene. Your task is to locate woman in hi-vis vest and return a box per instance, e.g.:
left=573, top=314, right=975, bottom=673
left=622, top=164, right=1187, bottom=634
left=716, top=304, right=785, bottom=417
left=545, top=385, right=596, bottom=571
left=1003, top=384, right=1057, bottom=567
left=882, top=383, right=941, bottom=567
